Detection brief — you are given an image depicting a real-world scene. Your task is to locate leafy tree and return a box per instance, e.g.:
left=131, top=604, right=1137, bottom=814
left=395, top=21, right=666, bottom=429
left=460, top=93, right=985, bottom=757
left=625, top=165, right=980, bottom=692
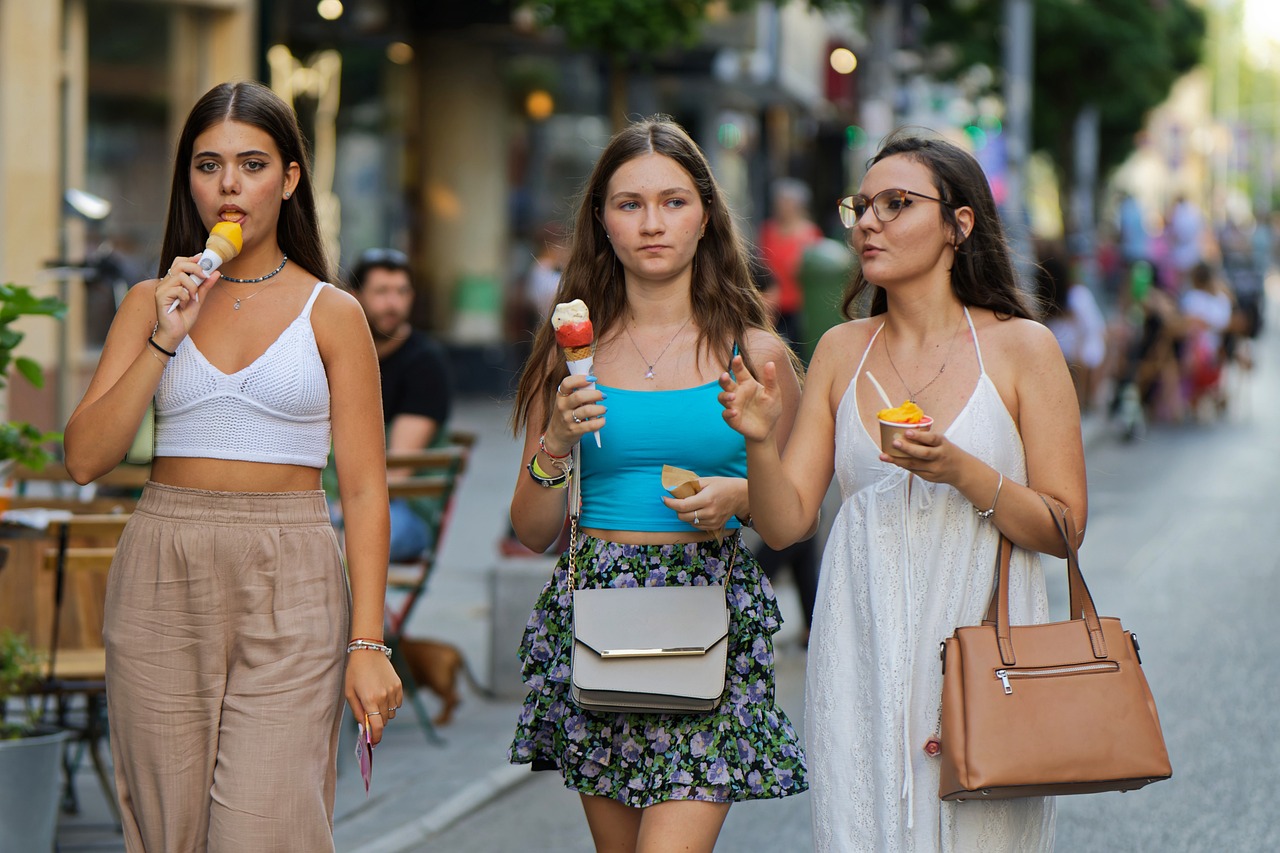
left=923, top=0, right=1206, bottom=209
left=525, top=0, right=864, bottom=126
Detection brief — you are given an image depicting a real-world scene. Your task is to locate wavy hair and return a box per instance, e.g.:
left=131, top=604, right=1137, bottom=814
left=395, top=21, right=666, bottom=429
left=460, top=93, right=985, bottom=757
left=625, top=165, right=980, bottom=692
left=841, top=131, right=1038, bottom=322
left=158, top=81, right=330, bottom=284
left=513, top=116, right=786, bottom=432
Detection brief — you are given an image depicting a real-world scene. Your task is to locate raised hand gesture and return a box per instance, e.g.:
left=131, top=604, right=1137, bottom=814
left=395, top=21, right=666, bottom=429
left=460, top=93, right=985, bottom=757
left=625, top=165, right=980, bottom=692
left=718, top=354, right=782, bottom=444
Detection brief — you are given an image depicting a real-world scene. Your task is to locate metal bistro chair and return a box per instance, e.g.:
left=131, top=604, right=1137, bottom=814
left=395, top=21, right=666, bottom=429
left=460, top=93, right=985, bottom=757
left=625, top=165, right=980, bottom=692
left=38, top=512, right=131, bottom=825
left=381, top=433, right=474, bottom=744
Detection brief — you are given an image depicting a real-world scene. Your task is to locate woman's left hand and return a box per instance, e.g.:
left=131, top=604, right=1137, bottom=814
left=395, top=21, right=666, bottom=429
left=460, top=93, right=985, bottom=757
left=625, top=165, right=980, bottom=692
left=880, top=427, right=970, bottom=486
left=345, top=650, right=403, bottom=746
left=661, top=476, right=745, bottom=531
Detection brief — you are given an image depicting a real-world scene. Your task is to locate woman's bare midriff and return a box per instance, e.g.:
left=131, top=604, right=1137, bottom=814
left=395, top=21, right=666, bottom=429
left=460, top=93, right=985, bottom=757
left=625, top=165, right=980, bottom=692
left=149, top=457, right=322, bottom=493
left=581, top=527, right=723, bottom=546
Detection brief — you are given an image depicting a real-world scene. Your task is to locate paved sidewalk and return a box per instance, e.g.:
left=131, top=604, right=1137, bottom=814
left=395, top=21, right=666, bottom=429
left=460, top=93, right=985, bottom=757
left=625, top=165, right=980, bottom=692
left=56, top=394, right=1108, bottom=851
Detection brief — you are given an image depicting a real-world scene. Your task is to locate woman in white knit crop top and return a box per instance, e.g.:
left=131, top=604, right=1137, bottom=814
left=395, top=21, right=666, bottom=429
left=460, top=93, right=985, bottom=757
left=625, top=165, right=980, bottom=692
left=64, top=81, right=400, bottom=853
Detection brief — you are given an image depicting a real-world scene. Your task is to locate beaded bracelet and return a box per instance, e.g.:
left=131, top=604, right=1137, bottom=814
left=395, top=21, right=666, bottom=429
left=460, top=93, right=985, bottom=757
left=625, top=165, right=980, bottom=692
left=346, top=639, right=392, bottom=658
left=539, top=434, right=570, bottom=459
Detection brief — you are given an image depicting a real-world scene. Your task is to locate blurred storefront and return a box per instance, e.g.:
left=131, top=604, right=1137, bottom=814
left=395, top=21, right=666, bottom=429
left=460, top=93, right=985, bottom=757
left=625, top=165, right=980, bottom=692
left=4, top=0, right=861, bottom=425
left=1, top=0, right=255, bottom=430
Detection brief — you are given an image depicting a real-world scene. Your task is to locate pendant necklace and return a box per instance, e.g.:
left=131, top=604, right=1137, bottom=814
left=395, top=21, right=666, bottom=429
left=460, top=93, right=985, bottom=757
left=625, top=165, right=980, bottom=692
left=625, top=315, right=692, bottom=380
left=221, top=255, right=288, bottom=310
left=883, top=313, right=963, bottom=403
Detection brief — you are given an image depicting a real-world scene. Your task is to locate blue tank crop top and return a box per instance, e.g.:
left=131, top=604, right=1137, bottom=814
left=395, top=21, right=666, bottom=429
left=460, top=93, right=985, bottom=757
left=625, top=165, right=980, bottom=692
left=579, top=380, right=746, bottom=532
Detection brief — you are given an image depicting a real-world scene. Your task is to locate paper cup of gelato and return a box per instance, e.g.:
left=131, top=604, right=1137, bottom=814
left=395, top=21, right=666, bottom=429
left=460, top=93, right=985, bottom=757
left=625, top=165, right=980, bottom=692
left=876, top=401, right=932, bottom=458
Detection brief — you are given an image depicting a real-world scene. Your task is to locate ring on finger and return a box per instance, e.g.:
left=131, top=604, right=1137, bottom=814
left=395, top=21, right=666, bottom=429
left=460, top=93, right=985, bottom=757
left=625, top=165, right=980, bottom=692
left=557, top=383, right=571, bottom=397
left=693, top=512, right=700, bottom=526
left=572, top=411, right=583, bottom=424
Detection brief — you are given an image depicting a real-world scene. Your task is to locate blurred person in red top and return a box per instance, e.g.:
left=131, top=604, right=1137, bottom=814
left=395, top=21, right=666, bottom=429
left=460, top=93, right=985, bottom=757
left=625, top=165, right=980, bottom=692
left=759, top=178, right=823, bottom=350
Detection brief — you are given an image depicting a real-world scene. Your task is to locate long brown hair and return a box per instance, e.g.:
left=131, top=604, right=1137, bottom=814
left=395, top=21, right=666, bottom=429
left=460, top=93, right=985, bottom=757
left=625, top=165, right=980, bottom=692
left=158, top=81, right=331, bottom=283
left=512, top=116, right=785, bottom=433
left=841, top=131, right=1039, bottom=321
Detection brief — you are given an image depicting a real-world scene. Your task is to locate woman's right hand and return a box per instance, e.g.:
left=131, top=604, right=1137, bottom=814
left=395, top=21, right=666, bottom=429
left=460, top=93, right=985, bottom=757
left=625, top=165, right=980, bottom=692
left=718, top=354, right=781, bottom=443
left=542, top=372, right=606, bottom=455
left=153, top=254, right=221, bottom=343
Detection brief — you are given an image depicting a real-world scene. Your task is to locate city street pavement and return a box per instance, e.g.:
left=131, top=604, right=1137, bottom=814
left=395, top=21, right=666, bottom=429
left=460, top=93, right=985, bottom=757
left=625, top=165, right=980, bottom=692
left=56, top=315, right=1280, bottom=852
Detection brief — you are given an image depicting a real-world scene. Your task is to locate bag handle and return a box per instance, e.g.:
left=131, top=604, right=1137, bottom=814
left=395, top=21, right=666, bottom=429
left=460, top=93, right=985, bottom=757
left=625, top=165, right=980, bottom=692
left=985, top=493, right=1107, bottom=666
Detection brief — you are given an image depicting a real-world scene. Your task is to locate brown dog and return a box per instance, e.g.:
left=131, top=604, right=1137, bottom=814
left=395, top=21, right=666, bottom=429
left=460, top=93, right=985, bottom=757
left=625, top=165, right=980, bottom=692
left=397, top=638, right=492, bottom=725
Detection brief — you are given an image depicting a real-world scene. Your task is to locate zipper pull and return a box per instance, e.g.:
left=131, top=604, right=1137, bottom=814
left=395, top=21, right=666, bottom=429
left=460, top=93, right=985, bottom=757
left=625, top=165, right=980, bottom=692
left=995, top=669, right=1012, bottom=695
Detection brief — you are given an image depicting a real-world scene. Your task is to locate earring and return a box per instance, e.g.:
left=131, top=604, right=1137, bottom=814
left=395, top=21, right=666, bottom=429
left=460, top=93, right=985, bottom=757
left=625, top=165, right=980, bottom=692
left=284, top=191, right=291, bottom=199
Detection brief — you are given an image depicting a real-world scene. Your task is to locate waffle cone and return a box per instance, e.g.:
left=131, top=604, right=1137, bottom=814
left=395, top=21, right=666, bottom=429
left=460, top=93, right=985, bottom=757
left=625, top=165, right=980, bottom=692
left=206, top=234, right=239, bottom=263
left=563, top=344, right=592, bottom=361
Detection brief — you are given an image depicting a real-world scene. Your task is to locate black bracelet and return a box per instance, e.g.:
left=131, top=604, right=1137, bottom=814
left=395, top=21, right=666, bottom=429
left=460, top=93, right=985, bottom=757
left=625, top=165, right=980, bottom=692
left=526, top=456, right=569, bottom=488
left=148, top=336, right=177, bottom=358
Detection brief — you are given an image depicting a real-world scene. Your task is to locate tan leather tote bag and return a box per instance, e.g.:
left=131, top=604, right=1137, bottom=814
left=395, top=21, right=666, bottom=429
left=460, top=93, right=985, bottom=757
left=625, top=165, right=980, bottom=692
left=938, top=495, right=1172, bottom=800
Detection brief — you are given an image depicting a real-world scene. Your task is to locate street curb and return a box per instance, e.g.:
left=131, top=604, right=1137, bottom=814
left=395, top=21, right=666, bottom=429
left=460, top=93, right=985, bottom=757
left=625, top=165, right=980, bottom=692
left=347, top=763, right=532, bottom=853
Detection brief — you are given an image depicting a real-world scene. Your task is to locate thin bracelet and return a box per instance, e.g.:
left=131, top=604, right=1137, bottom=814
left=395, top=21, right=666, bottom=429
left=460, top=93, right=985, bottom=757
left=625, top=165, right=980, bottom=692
left=146, top=347, right=168, bottom=367
left=148, top=336, right=177, bottom=358
left=346, top=639, right=392, bottom=658
left=539, top=434, right=570, bottom=459
left=977, top=472, right=1004, bottom=520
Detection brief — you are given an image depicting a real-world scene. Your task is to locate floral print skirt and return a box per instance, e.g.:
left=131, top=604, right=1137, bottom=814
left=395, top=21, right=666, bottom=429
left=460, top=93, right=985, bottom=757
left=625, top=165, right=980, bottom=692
left=508, top=531, right=808, bottom=807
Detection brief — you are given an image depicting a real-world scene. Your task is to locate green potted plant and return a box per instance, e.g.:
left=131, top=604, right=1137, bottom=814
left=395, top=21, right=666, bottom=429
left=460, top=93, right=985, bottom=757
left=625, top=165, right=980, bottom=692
left=0, top=282, right=68, bottom=851
left=0, top=629, right=68, bottom=851
left=0, top=282, right=64, bottom=489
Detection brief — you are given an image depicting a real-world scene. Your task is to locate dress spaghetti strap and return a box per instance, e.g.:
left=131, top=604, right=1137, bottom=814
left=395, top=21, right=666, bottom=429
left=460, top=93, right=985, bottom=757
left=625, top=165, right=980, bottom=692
left=300, top=281, right=331, bottom=319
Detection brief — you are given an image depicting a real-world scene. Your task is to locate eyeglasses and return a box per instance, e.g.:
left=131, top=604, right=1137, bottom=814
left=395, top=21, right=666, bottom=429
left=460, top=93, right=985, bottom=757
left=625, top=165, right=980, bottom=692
left=356, top=247, right=409, bottom=268
left=838, top=188, right=955, bottom=228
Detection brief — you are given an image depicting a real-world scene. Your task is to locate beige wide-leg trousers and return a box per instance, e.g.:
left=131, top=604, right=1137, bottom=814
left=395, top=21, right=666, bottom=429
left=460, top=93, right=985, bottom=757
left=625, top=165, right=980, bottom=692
left=103, top=482, right=351, bottom=853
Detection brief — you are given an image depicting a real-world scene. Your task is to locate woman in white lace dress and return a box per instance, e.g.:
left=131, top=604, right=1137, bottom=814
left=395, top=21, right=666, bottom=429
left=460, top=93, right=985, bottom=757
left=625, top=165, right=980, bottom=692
left=718, top=133, right=1087, bottom=851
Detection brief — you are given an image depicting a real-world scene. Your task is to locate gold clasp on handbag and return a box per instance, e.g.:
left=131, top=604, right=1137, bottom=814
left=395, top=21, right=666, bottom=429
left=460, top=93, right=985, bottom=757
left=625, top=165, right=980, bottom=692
left=599, top=646, right=706, bottom=658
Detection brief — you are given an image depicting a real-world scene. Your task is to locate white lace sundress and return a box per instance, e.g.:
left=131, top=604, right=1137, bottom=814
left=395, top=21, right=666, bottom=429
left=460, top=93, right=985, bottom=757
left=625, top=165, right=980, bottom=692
left=807, top=309, right=1056, bottom=852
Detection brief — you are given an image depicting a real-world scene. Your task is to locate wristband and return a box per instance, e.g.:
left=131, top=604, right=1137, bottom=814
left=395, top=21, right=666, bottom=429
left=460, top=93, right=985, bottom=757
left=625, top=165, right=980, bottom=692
left=148, top=336, right=177, bottom=358
left=527, top=454, right=569, bottom=488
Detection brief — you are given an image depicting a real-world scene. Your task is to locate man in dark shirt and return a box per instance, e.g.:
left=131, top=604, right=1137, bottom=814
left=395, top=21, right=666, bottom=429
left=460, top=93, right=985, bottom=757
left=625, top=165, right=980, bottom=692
left=351, top=248, right=454, bottom=561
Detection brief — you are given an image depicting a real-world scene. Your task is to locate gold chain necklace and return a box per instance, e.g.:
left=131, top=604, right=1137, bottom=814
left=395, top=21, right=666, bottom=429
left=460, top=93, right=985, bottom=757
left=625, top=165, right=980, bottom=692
left=883, top=314, right=964, bottom=403
left=624, top=316, right=692, bottom=380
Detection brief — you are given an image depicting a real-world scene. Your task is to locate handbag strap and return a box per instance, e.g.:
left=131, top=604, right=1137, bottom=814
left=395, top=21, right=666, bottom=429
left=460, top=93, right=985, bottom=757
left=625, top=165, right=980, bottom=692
left=985, top=493, right=1107, bottom=666
left=568, top=442, right=582, bottom=591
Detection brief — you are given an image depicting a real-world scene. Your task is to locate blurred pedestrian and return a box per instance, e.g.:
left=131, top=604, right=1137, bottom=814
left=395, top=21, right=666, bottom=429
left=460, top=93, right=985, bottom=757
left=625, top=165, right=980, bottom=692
left=507, top=116, right=808, bottom=852
left=63, top=80, right=401, bottom=852
left=1180, top=260, right=1233, bottom=414
left=719, top=131, right=1086, bottom=851
left=344, top=247, right=455, bottom=562
left=1036, top=247, right=1107, bottom=412
left=759, top=177, right=823, bottom=349
left=1166, top=194, right=1206, bottom=291
left=525, top=220, right=571, bottom=321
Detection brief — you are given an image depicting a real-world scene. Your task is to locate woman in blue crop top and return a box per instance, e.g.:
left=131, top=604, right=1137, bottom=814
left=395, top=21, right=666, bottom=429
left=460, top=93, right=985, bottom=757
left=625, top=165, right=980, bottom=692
left=64, top=82, right=400, bottom=853
left=506, top=117, right=809, bottom=852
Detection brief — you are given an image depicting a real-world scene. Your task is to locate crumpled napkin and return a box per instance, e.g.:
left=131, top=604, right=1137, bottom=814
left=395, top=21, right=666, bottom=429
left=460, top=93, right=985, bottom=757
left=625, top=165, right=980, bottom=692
left=661, top=464, right=725, bottom=543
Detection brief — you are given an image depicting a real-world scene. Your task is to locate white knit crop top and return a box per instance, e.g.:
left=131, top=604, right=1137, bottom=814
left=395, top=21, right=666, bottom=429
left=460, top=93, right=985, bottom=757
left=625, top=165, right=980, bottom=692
left=154, top=281, right=333, bottom=467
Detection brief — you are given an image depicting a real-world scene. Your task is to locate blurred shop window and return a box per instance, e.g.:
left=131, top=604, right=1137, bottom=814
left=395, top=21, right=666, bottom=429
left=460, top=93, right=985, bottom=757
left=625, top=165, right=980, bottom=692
left=81, top=0, right=173, bottom=350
